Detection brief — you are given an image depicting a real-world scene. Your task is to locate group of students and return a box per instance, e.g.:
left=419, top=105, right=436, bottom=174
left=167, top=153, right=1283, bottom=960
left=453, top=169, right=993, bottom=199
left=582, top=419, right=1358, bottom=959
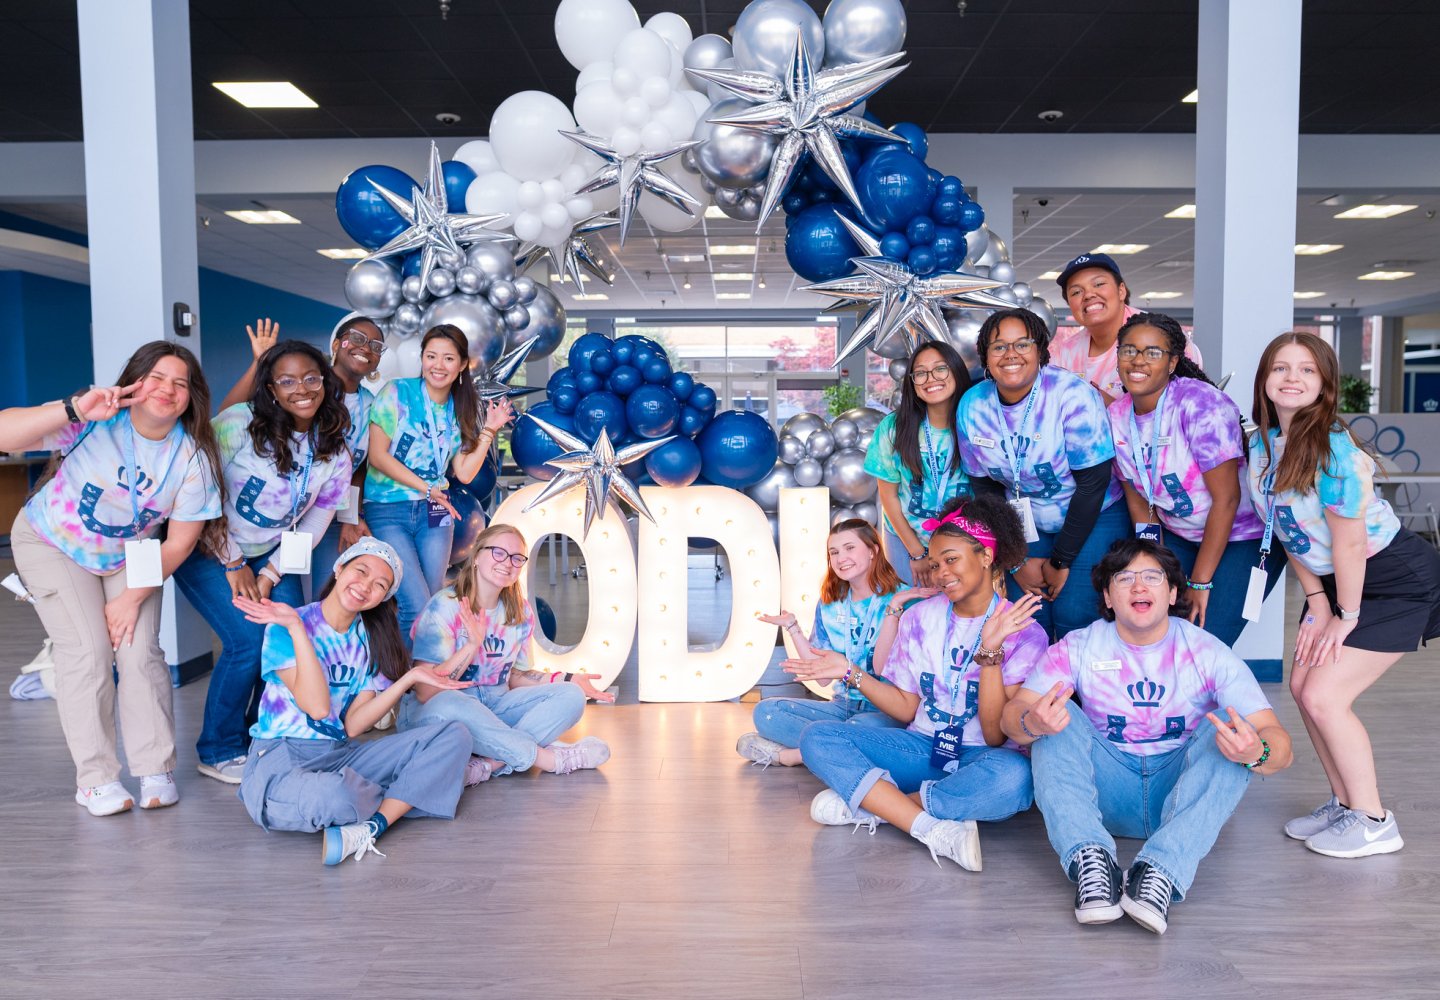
left=1, top=315, right=611, bottom=865
left=734, top=252, right=1440, bottom=934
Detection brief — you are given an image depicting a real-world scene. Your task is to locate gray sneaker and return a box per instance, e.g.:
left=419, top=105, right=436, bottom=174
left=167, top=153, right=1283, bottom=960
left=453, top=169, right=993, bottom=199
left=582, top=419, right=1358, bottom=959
left=197, top=755, right=247, bottom=785
left=1284, top=795, right=1347, bottom=840
left=736, top=731, right=787, bottom=768
left=550, top=737, right=611, bottom=774
left=1305, top=809, right=1404, bottom=859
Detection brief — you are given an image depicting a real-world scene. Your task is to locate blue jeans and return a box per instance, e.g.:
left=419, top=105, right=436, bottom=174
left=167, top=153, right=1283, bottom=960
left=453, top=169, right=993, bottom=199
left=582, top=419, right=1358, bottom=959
left=309, top=518, right=345, bottom=597
left=174, top=548, right=305, bottom=767
left=1163, top=534, right=1284, bottom=647
left=799, top=721, right=1033, bottom=822
left=365, top=499, right=454, bottom=651
left=883, top=527, right=915, bottom=586
left=396, top=681, right=585, bottom=774
left=1010, top=501, right=1130, bottom=641
left=753, top=696, right=901, bottom=749
left=1030, top=701, right=1251, bottom=899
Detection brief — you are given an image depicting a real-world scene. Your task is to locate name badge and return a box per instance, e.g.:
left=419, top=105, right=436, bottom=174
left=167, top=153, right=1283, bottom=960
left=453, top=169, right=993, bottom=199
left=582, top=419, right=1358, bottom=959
left=835, top=613, right=852, bottom=627
left=428, top=499, right=454, bottom=528
left=278, top=530, right=313, bottom=575
left=1242, top=566, right=1269, bottom=622
left=929, top=724, right=964, bottom=769
left=1009, top=497, right=1040, bottom=543
left=1091, top=659, right=1122, bottom=672
left=1135, top=522, right=1163, bottom=543
left=124, top=538, right=163, bottom=589
left=336, top=485, right=361, bottom=526
left=972, top=436, right=996, bottom=448
left=1157, top=435, right=1172, bottom=446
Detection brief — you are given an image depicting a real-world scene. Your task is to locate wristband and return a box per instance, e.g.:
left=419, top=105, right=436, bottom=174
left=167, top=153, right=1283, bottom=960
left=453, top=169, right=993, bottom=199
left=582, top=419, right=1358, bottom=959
left=908, top=551, right=927, bottom=562
left=1018, top=709, right=1043, bottom=741
left=222, top=560, right=246, bottom=574
left=62, top=396, right=81, bottom=423
left=1187, top=579, right=1214, bottom=591
left=1304, top=590, right=1325, bottom=599
left=1244, top=738, right=1271, bottom=770
left=258, top=565, right=282, bottom=586
left=975, top=644, right=1004, bottom=664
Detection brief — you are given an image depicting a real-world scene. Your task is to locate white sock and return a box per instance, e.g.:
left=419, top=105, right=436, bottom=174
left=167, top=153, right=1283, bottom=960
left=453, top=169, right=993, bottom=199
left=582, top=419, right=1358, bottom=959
left=909, top=812, right=940, bottom=839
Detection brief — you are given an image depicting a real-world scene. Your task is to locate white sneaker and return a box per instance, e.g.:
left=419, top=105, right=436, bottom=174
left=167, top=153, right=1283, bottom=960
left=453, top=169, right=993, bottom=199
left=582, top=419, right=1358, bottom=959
left=75, top=782, right=134, bottom=817
left=463, top=756, right=494, bottom=787
left=197, top=755, right=246, bottom=784
left=914, top=819, right=983, bottom=872
left=323, top=822, right=386, bottom=865
left=809, top=789, right=886, bottom=834
left=138, top=772, right=179, bottom=809
left=550, top=737, right=611, bottom=774
left=374, top=707, right=396, bottom=731
left=736, top=731, right=788, bottom=768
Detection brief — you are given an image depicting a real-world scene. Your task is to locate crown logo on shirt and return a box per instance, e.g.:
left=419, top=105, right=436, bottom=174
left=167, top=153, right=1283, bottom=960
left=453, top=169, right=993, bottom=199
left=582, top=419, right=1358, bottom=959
left=482, top=633, right=505, bottom=657
left=1127, top=677, right=1165, bottom=707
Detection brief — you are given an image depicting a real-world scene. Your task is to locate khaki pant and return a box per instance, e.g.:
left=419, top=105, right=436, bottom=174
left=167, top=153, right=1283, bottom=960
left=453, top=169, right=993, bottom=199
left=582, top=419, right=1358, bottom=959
left=11, top=511, right=174, bottom=787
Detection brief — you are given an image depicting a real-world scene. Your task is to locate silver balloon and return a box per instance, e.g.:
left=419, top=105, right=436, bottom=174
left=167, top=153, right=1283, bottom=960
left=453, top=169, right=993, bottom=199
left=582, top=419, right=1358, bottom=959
left=872, top=333, right=910, bottom=360
left=506, top=283, right=565, bottom=358
left=713, top=185, right=744, bottom=209
left=344, top=259, right=402, bottom=319
left=436, top=249, right=465, bottom=271
left=693, top=98, right=777, bottom=189
left=733, top=0, right=825, bottom=75
left=823, top=0, right=907, bottom=66
left=852, top=500, right=879, bottom=526
left=806, top=428, right=836, bottom=460
left=830, top=417, right=859, bottom=449
left=401, top=274, right=427, bottom=304
left=766, top=511, right=781, bottom=548
left=777, top=434, right=804, bottom=465
left=454, top=266, right=482, bottom=296
left=888, top=358, right=909, bottom=381
left=823, top=447, right=876, bottom=505
left=781, top=412, right=828, bottom=445
left=488, top=279, right=518, bottom=311
left=744, top=461, right=796, bottom=513
left=392, top=301, right=423, bottom=336
left=976, top=230, right=1010, bottom=269
left=699, top=173, right=719, bottom=195
left=943, top=309, right=984, bottom=373
left=993, top=285, right=1019, bottom=305
left=831, top=506, right=859, bottom=527
left=503, top=304, right=531, bottom=330
left=680, top=148, right=700, bottom=173
left=426, top=267, right=456, bottom=298
left=421, top=293, right=506, bottom=370
left=1027, top=296, right=1059, bottom=337
left=512, top=275, right=538, bottom=304
left=988, top=260, right=1015, bottom=286
left=705, top=57, right=739, bottom=103
left=964, top=225, right=990, bottom=267
left=793, top=457, right=824, bottom=488
left=467, top=242, right=516, bottom=282
left=683, top=33, right=735, bottom=91
left=836, top=406, right=885, bottom=439
left=1011, top=281, right=1033, bottom=306
left=728, top=193, right=762, bottom=222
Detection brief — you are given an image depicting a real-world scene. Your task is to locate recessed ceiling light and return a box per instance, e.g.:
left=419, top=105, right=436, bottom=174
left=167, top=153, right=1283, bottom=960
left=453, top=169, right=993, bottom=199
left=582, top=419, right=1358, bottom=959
left=1182, top=89, right=1198, bottom=104
left=226, top=210, right=300, bottom=224
left=1293, top=291, right=1326, bottom=299
left=1091, top=244, right=1148, bottom=255
left=815, top=315, right=838, bottom=323
left=710, top=244, right=757, bottom=255
left=1037, top=270, right=1061, bottom=281
left=1139, top=291, right=1183, bottom=299
left=1294, top=244, right=1344, bottom=255
left=1334, top=204, right=1417, bottom=220
left=1165, top=204, right=1196, bottom=219
left=316, top=248, right=368, bottom=260
left=713, top=272, right=754, bottom=281
left=212, top=82, right=317, bottom=109
left=571, top=292, right=610, bottom=301
left=1358, top=270, right=1415, bottom=280
left=664, top=253, right=706, bottom=264
left=715, top=292, right=752, bottom=300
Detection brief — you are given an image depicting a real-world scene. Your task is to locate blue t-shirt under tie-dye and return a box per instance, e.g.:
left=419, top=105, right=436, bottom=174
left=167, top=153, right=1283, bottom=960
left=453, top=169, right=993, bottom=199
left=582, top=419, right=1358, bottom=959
left=250, top=602, right=391, bottom=742
left=1025, top=617, right=1270, bottom=757
left=863, top=413, right=966, bottom=544
left=809, top=589, right=893, bottom=710
left=955, top=365, right=1122, bottom=533
left=365, top=377, right=462, bottom=503
left=410, top=586, right=534, bottom=688
left=1244, top=429, right=1400, bottom=577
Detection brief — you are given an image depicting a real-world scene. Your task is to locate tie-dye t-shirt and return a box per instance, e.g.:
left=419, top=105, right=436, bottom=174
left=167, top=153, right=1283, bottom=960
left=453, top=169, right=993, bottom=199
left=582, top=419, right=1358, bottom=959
left=410, top=586, right=534, bottom=688
left=809, top=589, right=893, bottom=709
left=344, top=385, right=375, bottom=467
left=864, top=413, right=966, bottom=544
left=213, top=404, right=353, bottom=558
left=955, top=366, right=1123, bottom=533
left=1050, top=308, right=1205, bottom=400
left=365, top=377, right=462, bottom=503
left=1026, top=617, right=1270, bottom=756
left=881, top=593, right=1047, bottom=744
left=1107, top=378, right=1262, bottom=543
left=250, top=601, right=392, bottom=742
left=1244, top=429, right=1400, bottom=576
left=23, top=411, right=221, bottom=574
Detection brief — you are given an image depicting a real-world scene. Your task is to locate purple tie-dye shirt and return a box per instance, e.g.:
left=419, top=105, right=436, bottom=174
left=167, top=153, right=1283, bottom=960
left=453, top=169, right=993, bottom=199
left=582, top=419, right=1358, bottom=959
left=1107, top=378, right=1262, bottom=543
left=1025, top=617, right=1270, bottom=756
left=410, top=586, right=534, bottom=688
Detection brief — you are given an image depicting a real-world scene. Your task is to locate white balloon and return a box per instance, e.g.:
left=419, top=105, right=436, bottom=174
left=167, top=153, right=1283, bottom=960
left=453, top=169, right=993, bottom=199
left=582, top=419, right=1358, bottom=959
left=516, top=180, right=545, bottom=210
left=541, top=202, right=570, bottom=229
left=573, top=81, right=623, bottom=136
left=513, top=211, right=543, bottom=242
left=540, top=220, right=574, bottom=247
left=638, top=162, right=707, bottom=232
left=452, top=139, right=498, bottom=175
left=644, top=11, right=693, bottom=53
left=554, top=0, right=641, bottom=71
left=464, top=171, right=520, bottom=225
left=654, top=92, right=698, bottom=140
left=566, top=195, right=594, bottom=220
left=575, top=60, right=613, bottom=92
left=612, top=27, right=673, bottom=81
left=640, top=120, right=672, bottom=151
left=612, top=125, right=641, bottom=156
left=488, top=90, right=577, bottom=182
left=610, top=65, right=640, bottom=96
left=640, top=75, right=672, bottom=108
left=393, top=336, right=423, bottom=379
left=683, top=87, right=711, bottom=117
left=541, top=178, right=565, bottom=202
left=560, top=162, right=589, bottom=191
left=622, top=95, right=651, bottom=126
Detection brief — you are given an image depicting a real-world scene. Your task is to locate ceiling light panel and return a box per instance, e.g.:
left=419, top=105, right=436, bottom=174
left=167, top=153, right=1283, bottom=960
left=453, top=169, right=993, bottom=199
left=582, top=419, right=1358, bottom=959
left=1334, top=204, right=1417, bottom=219
left=225, top=210, right=300, bottom=224
left=212, top=82, right=317, bottom=108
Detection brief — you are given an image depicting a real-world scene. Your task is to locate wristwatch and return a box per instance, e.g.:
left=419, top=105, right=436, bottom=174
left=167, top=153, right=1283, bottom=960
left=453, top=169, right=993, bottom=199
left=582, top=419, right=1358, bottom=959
left=1336, top=604, right=1360, bottom=621
left=62, top=395, right=81, bottom=423
left=1048, top=556, right=1066, bottom=571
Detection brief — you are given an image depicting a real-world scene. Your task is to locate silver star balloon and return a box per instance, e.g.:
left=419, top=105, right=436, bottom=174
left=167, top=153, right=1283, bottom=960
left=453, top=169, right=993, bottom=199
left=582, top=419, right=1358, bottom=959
left=514, top=212, right=618, bottom=289
left=689, top=34, right=908, bottom=228
left=522, top=417, right=675, bottom=536
left=560, top=130, right=702, bottom=245
left=472, top=335, right=545, bottom=410
left=362, top=141, right=511, bottom=289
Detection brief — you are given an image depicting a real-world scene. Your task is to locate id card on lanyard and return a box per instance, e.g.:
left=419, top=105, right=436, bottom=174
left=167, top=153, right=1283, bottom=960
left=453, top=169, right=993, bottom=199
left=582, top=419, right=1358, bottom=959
left=1128, top=388, right=1168, bottom=542
left=920, top=422, right=954, bottom=519
left=120, top=423, right=182, bottom=589
left=277, top=441, right=315, bottom=575
left=998, top=386, right=1041, bottom=543
left=929, top=594, right=999, bottom=769
left=1243, top=469, right=1278, bottom=621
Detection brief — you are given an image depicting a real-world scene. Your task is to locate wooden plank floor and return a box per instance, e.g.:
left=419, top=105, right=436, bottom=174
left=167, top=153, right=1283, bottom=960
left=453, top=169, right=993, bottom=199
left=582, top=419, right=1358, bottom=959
left=1, top=551, right=1437, bottom=999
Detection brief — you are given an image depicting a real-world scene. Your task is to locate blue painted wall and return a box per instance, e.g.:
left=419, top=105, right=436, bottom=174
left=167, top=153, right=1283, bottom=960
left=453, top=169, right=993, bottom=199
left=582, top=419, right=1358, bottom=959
left=0, top=271, right=95, bottom=408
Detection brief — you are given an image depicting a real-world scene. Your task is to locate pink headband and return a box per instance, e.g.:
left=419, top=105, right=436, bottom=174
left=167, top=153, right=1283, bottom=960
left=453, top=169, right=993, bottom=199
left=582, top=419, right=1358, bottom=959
left=920, top=508, right=997, bottom=555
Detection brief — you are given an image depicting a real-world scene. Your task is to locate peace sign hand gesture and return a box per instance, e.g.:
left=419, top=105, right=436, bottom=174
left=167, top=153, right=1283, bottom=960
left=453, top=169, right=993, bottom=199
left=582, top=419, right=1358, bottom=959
left=73, top=381, right=149, bottom=423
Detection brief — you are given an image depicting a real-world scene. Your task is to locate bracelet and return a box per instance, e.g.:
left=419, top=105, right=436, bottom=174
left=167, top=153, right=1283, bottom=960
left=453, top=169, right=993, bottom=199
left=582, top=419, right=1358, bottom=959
left=1187, top=579, right=1214, bottom=591
left=1018, top=709, right=1043, bottom=741
left=845, top=665, right=864, bottom=688
left=424, top=484, right=433, bottom=502
left=549, top=671, right=563, bottom=683
left=885, top=605, right=905, bottom=618
left=908, top=551, right=927, bottom=562
left=258, top=565, right=282, bottom=586
left=62, top=396, right=81, bottom=423
left=222, top=560, right=245, bottom=574
left=1244, top=738, right=1271, bottom=770
left=975, top=644, right=1005, bottom=665
left=1304, top=590, right=1325, bottom=599
left=1008, top=562, right=1025, bottom=575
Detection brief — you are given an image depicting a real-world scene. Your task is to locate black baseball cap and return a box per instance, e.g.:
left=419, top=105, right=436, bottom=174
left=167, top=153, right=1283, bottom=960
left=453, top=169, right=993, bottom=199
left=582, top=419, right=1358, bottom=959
left=1056, top=252, right=1124, bottom=291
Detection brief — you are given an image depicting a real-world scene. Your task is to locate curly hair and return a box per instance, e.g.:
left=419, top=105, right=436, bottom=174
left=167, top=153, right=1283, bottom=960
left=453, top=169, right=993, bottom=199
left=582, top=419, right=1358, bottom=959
left=1117, top=312, right=1213, bottom=387
left=247, top=340, right=349, bottom=475
left=1090, top=538, right=1192, bottom=622
left=976, top=308, right=1052, bottom=373
left=929, top=492, right=1028, bottom=576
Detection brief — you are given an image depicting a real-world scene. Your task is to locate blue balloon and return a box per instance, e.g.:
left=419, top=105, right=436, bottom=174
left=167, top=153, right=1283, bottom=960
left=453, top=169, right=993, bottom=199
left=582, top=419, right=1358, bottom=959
left=879, top=231, right=910, bottom=261
left=931, top=226, right=966, bottom=270
left=611, top=341, right=634, bottom=365
left=932, top=196, right=963, bottom=225
left=441, top=160, right=476, bottom=214
left=938, top=175, right=964, bottom=197
left=689, top=383, right=717, bottom=415
left=616, top=334, right=663, bottom=357
left=783, top=192, right=809, bottom=215
left=857, top=149, right=933, bottom=231
left=451, top=449, right=499, bottom=507
left=644, top=437, right=703, bottom=488
left=889, top=122, right=929, bottom=160
left=575, top=371, right=602, bottom=396
left=546, top=368, right=576, bottom=394
left=958, top=201, right=986, bottom=232
left=567, top=332, right=612, bottom=372
left=625, top=384, right=680, bottom=439
left=401, top=252, right=424, bottom=278
left=907, top=245, right=937, bottom=276
left=642, top=358, right=671, bottom=384
left=905, top=215, right=936, bottom=246
left=447, top=488, right=487, bottom=566
left=533, top=596, right=558, bottom=642
left=678, top=405, right=709, bottom=436
left=632, top=348, right=657, bottom=371
left=667, top=370, right=695, bottom=402
left=606, top=364, right=642, bottom=397
left=511, top=404, right=577, bottom=480
left=785, top=203, right=863, bottom=282
left=697, top=410, right=779, bottom=489
left=550, top=385, right=580, bottom=415
left=336, top=165, right=418, bottom=249
left=572, top=391, right=628, bottom=444
left=589, top=347, right=615, bottom=376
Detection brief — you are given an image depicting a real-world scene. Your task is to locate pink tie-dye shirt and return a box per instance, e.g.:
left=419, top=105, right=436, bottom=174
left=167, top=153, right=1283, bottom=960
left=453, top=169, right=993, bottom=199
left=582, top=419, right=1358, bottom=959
left=410, top=586, right=534, bottom=688
left=1050, top=308, right=1204, bottom=401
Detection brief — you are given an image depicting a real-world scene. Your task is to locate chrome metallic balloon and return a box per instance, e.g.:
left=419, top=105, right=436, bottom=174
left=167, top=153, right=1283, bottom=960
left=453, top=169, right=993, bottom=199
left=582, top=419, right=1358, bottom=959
left=426, top=267, right=456, bottom=298
left=705, top=57, right=739, bottom=103
left=830, top=417, right=859, bottom=449
left=727, top=192, right=762, bottom=222
left=822, top=0, right=907, bottom=66
left=436, top=249, right=465, bottom=271
left=421, top=292, right=506, bottom=370
left=344, top=259, right=402, bottom=319
left=744, top=461, right=797, bottom=513
left=454, top=266, right=482, bottom=296
left=851, top=499, right=879, bottom=526
left=823, top=447, right=876, bottom=505
left=1011, top=281, right=1033, bottom=306
left=504, top=304, right=531, bottom=330
left=487, top=279, right=518, bottom=311
left=392, top=302, right=423, bottom=336
left=975, top=230, right=1009, bottom=269
left=683, top=33, right=735, bottom=91
left=506, top=283, right=566, bottom=358
left=1027, top=296, right=1059, bottom=337
left=793, top=456, right=824, bottom=488
left=781, top=412, right=828, bottom=445
left=512, top=275, right=538, bottom=304
left=831, top=506, right=859, bottom=527
left=732, top=0, right=825, bottom=75
left=993, top=286, right=1019, bottom=305
left=888, top=358, right=908, bottom=381
left=561, top=129, right=702, bottom=245
left=777, top=434, right=804, bottom=465
left=401, top=274, right=427, bottom=304
left=694, top=98, right=777, bottom=190
left=466, top=242, right=516, bottom=282
left=942, top=309, right=984, bottom=372
left=713, top=184, right=744, bottom=209
left=987, top=260, right=1015, bottom=286
left=836, top=406, right=885, bottom=439
left=806, top=427, right=836, bottom=460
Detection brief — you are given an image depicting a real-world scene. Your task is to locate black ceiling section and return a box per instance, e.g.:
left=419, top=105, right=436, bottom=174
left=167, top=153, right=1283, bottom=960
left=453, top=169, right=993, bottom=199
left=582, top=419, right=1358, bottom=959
left=1, top=0, right=1438, bottom=143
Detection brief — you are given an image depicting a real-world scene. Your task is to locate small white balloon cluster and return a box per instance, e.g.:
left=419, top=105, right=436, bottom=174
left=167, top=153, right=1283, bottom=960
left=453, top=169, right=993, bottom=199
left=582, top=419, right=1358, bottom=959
left=745, top=407, right=887, bottom=531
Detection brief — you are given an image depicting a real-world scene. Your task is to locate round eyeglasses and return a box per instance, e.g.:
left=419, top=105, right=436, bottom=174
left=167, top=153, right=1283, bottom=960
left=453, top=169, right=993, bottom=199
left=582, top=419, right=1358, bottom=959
left=483, top=546, right=528, bottom=568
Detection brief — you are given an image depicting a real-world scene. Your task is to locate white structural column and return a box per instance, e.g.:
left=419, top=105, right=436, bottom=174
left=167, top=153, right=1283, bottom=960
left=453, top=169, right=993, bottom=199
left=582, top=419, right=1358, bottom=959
left=77, top=0, right=211, bottom=682
left=1192, top=0, right=1302, bottom=678
left=966, top=169, right=1015, bottom=265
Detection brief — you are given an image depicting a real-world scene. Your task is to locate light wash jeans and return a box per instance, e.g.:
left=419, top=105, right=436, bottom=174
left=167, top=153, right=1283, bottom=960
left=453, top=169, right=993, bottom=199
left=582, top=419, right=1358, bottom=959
left=1008, top=501, right=1131, bottom=641
left=1030, top=700, right=1251, bottom=900
left=309, top=517, right=345, bottom=597
left=799, top=721, right=1033, bottom=822
left=883, top=526, right=916, bottom=586
left=396, top=681, right=585, bottom=774
left=753, top=696, right=901, bottom=750
left=364, top=499, right=454, bottom=651
left=1163, top=534, right=1284, bottom=648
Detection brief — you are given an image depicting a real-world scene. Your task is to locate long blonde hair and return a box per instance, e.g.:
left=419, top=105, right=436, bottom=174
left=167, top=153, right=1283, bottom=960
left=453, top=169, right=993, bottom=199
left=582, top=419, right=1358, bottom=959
left=454, top=523, right=527, bottom=626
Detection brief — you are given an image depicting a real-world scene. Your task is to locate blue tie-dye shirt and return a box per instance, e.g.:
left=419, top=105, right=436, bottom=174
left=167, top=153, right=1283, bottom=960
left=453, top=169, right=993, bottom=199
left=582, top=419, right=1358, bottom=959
left=365, top=377, right=461, bottom=502
left=809, top=590, right=894, bottom=710
left=864, top=413, right=967, bottom=543
left=410, top=586, right=534, bottom=688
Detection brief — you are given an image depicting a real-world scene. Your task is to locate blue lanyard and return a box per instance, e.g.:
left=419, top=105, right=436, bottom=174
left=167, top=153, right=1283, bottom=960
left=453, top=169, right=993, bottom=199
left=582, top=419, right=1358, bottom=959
left=920, top=421, right=953, bottom=502
left=1127, top=386, right=1168, bottom=511
left=940, top=593, right=999, bottom=709
left=994, top=383, right=1039, bottom=500
left=119, top=419, right=184, bottom=530
left=288, top=438, right=315, bottom=528
left=1259, top=466, right=1278, bottom=568
left=418, top=387, right=454, bottom=480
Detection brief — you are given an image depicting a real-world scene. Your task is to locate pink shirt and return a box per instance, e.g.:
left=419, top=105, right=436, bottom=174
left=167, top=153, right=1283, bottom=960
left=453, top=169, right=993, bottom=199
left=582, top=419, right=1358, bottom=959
left=1050, top=306, right=1204, bottom=401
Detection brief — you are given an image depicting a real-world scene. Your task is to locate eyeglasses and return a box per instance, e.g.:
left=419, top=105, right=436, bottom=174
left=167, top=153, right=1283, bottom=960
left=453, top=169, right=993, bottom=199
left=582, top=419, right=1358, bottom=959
left=988, top=338, right=1036, bottom=357
left=483, top=545, right=528, bottom=568
left=1118, top=345, right=1174, bottom=362
left=910, top=364, right=951, bottom=384
left=341, top=329, right=386, bottom=356
left=271, top=375, right=325, bottom=391
left=1112, top=569, right=1168, bottom=588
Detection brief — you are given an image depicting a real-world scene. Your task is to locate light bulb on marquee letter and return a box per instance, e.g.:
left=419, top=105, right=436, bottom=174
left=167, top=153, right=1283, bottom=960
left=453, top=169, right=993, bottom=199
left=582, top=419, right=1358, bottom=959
left=491, top=483, right=637, bottom=691
left=778, top=487, right=833, bottom=698
left=637, top=485, right=780, bottom=702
